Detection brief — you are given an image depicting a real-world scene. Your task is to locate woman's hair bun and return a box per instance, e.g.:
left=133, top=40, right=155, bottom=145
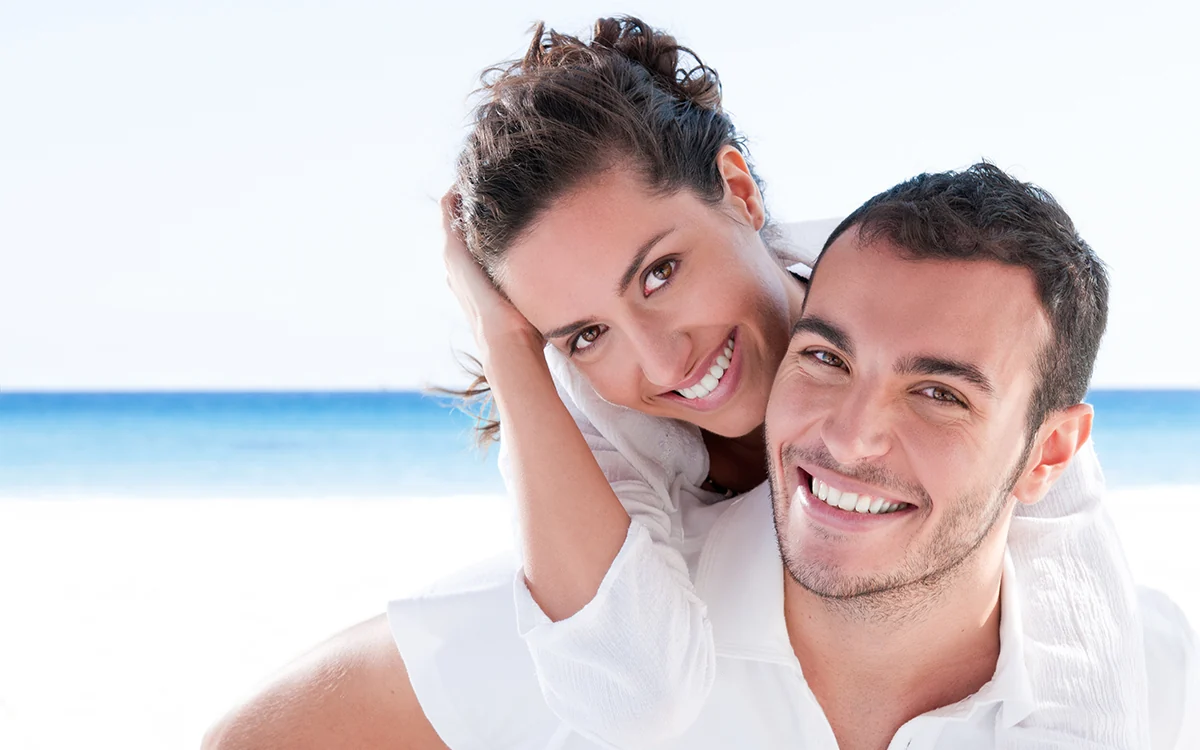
left=519, top=16, right=723, bottom=112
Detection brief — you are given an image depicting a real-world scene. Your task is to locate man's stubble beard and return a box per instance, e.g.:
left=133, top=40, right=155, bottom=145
left=767, top=435, right=1034, bottom=623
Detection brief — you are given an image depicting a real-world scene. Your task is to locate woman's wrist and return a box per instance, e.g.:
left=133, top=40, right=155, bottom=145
left=485, top=341, right=559, bottom=424
left=478, top=322, right=545, bottom=370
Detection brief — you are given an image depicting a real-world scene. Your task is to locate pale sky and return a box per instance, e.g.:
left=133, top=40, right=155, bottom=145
left=1, top=0, right=1197, bottom=390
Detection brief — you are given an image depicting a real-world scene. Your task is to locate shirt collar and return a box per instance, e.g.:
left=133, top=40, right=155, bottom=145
left=694, top=485, right=1037, bottom=726
left=964, top=551, right=1037, bottom=727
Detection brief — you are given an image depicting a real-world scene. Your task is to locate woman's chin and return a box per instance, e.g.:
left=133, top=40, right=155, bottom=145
left=688, top=393, right=767, bottom=439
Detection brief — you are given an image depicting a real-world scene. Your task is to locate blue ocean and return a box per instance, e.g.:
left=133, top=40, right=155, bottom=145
left=0, top=390, right=1196, bottom=497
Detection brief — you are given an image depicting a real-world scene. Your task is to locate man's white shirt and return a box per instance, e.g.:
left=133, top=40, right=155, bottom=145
left=533, top=484, right=1198, bottom=749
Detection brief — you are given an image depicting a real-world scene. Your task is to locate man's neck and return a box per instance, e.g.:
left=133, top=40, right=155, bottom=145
left=783, top=542, right=1006, bottom=750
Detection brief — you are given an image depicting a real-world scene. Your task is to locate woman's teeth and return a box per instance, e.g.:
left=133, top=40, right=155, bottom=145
left=678, top=336, right=735, bottom=400
left=810, top=476, right=906, bottom=515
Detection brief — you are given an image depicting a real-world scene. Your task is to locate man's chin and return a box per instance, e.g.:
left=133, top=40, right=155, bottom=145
left=787, top=559, right=886, bottom=600
left=781, top=541, right=916, bottom=602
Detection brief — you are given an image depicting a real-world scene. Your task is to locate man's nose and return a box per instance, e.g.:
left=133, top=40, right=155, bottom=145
left=820, top=384, right=891, bottom=465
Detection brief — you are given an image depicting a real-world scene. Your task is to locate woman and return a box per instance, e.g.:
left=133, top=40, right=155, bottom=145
left=205, top=17, right=1146, bottom=749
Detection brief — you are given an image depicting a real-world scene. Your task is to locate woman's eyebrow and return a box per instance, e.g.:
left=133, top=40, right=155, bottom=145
left=615, top=227, right=676, bottom=295
left=542, top=227, right=677, bottom=340
left=542, top=317, right=598, bottom=341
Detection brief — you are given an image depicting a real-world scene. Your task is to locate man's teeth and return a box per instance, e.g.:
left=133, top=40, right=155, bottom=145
left=811, top=476, right=905, bottom=515
left=678, top=336, right=735, bottom=399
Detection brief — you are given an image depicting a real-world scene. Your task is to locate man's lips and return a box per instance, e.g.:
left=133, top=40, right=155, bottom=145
left=796, top=466, right=916, bottom=517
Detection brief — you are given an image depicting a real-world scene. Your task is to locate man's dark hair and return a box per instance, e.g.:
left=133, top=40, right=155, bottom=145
left=818, top=162, right=1109, bottom=435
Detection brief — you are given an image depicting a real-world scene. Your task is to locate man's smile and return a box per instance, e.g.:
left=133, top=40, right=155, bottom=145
left=791, top=466, right=918, bottom=532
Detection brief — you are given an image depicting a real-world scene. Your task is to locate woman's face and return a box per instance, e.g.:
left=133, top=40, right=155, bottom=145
left=497, top=152, right=806, bottom=438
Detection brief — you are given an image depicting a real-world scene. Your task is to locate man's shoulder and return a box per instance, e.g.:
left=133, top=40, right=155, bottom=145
left=1138, top=587, right=1200, bottom=749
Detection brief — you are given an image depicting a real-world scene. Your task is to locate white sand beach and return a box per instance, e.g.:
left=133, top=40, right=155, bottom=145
left=1, top=488, right=1197, bottom=750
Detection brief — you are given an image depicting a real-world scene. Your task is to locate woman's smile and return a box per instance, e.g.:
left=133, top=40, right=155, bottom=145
left=658, top=328, right=745, bottom=412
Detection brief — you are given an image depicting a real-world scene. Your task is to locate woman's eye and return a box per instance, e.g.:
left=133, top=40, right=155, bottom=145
left=571, top=325, right=606, bottom=353
left=810, top=350, right=846, bottom=369
left=918, top=385, right=966, bottom=407
left=643, top=259, right=677, bottom=295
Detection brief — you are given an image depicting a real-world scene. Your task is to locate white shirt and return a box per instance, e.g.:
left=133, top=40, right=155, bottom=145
left=535, top=485, right=1198, bottom=750
left=506, top=346, right=1159, bottom=748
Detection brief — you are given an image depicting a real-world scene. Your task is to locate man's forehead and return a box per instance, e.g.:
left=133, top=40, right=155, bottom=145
left=802, top=232, right=1050, bottom=386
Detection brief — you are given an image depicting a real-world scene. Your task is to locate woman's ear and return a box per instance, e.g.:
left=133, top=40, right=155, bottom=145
left=716, top=145, right=765, bottom=231
left=1011, top=403, right=1094, bottom=506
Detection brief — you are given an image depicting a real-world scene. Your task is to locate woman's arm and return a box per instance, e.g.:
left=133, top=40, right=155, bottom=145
left=487, top=336, right=632, bottom=619
left=443, top=193, right=630, bottom=621
left=444, top=196, right=715, bottom=743
left=501, top=353, right=719, bottom=743
left=1008, top=440, right=1151, bottom=747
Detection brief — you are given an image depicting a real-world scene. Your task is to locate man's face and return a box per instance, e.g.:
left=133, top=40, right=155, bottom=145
left=765, top=229, right=1051, bottom=603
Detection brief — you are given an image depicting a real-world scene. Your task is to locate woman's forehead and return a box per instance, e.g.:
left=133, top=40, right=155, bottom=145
left=499, top=173, right=704, bottom=314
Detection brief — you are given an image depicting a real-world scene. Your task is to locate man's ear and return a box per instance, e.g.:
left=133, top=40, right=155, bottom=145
left=1012, top=403, right=1094, bottom=506
left=716, top=145, right=766, bottom=231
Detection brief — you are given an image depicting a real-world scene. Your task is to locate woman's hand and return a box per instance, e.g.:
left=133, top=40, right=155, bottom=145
left=442, top=196, right=632, bottom=629
left=441, top=191, right=543, bottom=367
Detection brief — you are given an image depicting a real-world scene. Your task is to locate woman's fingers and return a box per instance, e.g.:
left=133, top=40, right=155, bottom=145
left=439, top=189, right=540, bottom=354
left=440, top=189, right=460, bottom=230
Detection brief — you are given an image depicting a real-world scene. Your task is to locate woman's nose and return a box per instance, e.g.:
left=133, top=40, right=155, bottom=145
left=631, top=327, right=692, bottom=389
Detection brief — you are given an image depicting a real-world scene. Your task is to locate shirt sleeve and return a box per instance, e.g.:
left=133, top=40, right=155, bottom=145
left=1135, top=587, right=1200, bottom=750
left=1178, top=627, right=1200, bottom=750
left=1006, top=439, right=1152, bottom=748
left=495, top=355, right=717, bottom=747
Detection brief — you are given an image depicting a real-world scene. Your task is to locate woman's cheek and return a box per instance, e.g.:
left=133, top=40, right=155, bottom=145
left=583, top=358, right=644, bottom=410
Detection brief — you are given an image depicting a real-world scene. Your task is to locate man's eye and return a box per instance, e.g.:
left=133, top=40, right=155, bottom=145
left=571, top=325, right=606, bottom=353
left=643, top=259, right=678, bottom=295
left=810, top=350, right=846, bottom=369
left=917, top=385, right=966, bottom=407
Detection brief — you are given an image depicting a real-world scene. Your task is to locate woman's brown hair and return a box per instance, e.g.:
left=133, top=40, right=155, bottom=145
left=448, top=16, right=772, bottom=442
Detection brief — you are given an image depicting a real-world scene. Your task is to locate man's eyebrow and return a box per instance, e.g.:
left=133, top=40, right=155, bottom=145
left=790, top=316, right=854, bottom=356
left=897, top=355, right=996, bottom=397
left=616, top=227, right=676, bottom=296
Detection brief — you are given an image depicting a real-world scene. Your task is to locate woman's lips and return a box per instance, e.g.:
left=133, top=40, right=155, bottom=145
left=661, top=329, right=743, bottom=412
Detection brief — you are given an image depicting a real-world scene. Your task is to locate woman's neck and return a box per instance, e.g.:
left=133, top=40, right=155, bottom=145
left=701, top=268, right=809, bottom=494
left=702, top=426, right=768, bottom=494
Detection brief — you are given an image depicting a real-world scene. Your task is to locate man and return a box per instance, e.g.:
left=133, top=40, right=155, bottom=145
left=648, top=163, right=1198, bottom=748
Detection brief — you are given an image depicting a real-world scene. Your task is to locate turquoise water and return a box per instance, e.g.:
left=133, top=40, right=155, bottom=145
left=0, top=390, right=1196, bottom=497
